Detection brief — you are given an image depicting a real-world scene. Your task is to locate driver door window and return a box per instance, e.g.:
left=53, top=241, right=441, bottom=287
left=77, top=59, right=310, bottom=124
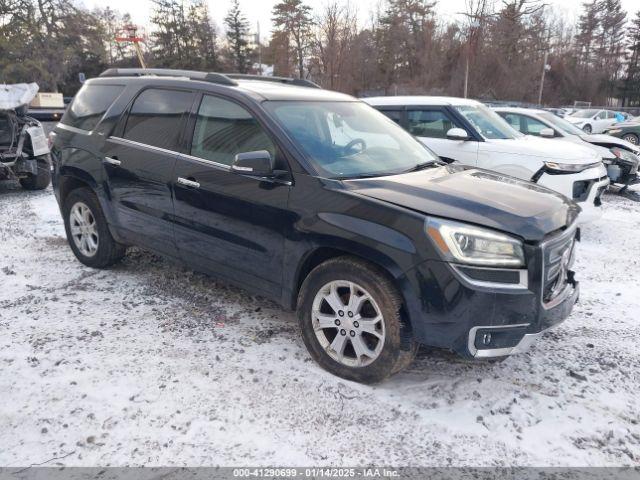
left=191, top=95, right=276, bottom=166
left=596, top=111, right=607, bottom=120
left=523, top=116, right=552, bottom=136
left=407, top=109, right=458, bottom=138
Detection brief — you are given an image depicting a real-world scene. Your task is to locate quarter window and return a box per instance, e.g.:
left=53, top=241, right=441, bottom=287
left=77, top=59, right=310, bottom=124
left=123, top=88, right=193, bottom=150
left=190, top=95, right=276, bottom=166
left=407, top=110, right=457, bottom=138
left=61, top=84, right=124, bottom=131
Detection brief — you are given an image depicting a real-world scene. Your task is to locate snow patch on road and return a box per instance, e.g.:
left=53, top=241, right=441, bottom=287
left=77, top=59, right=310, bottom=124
left=0, top=182, right=638, bottom=467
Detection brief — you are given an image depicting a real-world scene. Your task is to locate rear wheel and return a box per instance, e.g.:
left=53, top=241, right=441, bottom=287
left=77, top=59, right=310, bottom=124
left=19, top=155, right=51, bottom=190
left=62, top=187, right=126, bottom=268
left=622, top=133, right=639, bottom=145
left=297, top=257, right=417, bottom=384
left=582, top=124, right=592, bottom=134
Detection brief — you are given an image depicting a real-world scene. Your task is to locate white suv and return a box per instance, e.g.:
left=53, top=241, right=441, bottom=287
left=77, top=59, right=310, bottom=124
left=364, top=96, right=609, bottom=222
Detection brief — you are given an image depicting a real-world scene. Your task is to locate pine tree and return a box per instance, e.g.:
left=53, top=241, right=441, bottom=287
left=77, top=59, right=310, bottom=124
left=187, top=0, right=219, bottom=71
left=224, top=0, right=252, bottom=73
left=272, top=0, right=313, bottom=78
left=622, top=11, right=640, bottom=105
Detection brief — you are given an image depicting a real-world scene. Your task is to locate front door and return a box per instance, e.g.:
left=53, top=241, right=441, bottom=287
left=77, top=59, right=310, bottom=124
left=102, top=87, right=195, bottom=255
left=172, top=94, right=291, bottom=299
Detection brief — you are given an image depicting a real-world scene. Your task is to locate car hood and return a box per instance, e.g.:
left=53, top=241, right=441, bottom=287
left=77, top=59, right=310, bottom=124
left=580, top=134, right=640, bottom=154
left=609, top=121, right=640, bottom=128
left=343, top=165, right=580, bottom=242
left=484, top=135, right=601, bottom=164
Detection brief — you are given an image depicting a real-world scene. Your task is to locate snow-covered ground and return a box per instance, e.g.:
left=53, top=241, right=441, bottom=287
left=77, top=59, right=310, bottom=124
left=0, top=182, right=638, bottom=468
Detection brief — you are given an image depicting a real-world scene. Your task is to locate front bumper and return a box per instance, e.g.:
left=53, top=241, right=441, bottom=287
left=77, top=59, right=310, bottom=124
left=398, top=225, right=579, bottom=359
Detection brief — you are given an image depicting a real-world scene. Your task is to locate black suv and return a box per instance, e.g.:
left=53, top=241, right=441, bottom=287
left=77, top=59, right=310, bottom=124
left=51, top=68, right=580, bottom=383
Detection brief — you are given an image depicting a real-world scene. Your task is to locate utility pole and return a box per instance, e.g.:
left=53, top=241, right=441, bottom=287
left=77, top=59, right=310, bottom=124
left=538, top=50, right=550, bottom=106
left=257, top=22, right=262, bottom=75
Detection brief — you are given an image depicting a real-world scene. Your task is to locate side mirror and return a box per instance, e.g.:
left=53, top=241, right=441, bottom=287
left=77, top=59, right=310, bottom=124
left=446, top=127, right=469, bottom=141
left=231, top=150, right=274, bottom=177
left=540, top=128, right=555, bottom=138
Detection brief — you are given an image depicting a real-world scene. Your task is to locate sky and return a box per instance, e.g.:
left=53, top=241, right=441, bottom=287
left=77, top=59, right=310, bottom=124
left=81, top=0, right=640, bottom=40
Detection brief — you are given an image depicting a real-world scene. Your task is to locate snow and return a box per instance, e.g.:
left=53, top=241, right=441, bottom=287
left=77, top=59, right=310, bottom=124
left=0, top=181, right=639, bottom=467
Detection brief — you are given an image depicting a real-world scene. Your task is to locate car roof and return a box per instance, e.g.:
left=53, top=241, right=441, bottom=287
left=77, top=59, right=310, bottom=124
left=88, top=73, right=355, bottom=103
left=362, top=96, right=482, bottom=107
left=493, top=107, right=547, bottom=115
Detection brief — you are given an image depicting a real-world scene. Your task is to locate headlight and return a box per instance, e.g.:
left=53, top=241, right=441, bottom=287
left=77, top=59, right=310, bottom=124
left=610, top=147, right=640, bottom=164
left=607, top=128, right=622, bottom=134
left=544, top=161, right=602, bottom=173
left=426, top=218, right=525, bottom=268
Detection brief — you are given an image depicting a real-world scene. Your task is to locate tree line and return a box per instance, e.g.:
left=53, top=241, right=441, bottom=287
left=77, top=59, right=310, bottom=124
left=1, top=0, right=640, bottom=106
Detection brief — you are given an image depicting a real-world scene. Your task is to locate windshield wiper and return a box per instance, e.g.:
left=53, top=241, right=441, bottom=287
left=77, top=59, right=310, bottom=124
left=397, top=161, right=440, bottom=174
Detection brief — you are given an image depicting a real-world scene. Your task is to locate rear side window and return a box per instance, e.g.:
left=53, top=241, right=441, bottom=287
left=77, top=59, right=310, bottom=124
left=61, top=84, right=124, bottom=131
left=407, top=109, right=457, bottom=138
left=190, top=95, right=276, bottom=166
left=123, top=89, right=193, bottom=151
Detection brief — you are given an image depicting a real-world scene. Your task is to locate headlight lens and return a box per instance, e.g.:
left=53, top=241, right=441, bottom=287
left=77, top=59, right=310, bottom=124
left=544, top=161, right=602, bottom=173
left=426, top=218, right=525, bottom=268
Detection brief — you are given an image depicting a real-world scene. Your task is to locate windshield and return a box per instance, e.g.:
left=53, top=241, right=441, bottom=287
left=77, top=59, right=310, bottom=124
left=454, top=104, right=522, bottom=140
left=264, top=101, right=439, bottom=179
left=538, top=112, right=585, bottom=136
left=571, top=109, right=598, bottom=118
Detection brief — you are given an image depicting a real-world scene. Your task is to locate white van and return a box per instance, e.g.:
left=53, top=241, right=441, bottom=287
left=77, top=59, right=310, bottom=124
left=364, top=96, right=609, bottom=222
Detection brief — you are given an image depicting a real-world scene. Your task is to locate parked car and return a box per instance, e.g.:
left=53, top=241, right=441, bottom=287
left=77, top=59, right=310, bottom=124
left=50, top=69, right=581, bottom=383
left=364, top=96, right=608, bottom=222
left=565, top=109, right=620, bottom=134
left=0, top=83, right=52, bottom=190
left=604, top=119, right=640, bottom=146
left=494, top=107, right=639, bottom=190
left=543, top=107, right=567, bottom=118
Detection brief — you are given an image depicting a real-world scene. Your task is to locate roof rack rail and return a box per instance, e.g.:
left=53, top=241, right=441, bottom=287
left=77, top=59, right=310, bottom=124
left=98, top=68, right=322, bottom=89
left=99, top=68, right=238, bottom=86
left=225, top=74, right=320, bottom=89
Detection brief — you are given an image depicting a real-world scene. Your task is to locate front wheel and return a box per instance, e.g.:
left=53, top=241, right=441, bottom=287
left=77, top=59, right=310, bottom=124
left=622, top=133, right=639, bottom=145
left=582, top=124, right=592, bottom=134
left=19, top=155, right=51, bottom=190
left=62, top=187, right=126, bottom=268
left=297, top=257, right=417, bottom=384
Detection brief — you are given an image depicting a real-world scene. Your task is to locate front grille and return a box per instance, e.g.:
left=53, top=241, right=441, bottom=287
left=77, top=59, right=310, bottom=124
left=542, top=230, right=577, bottom=305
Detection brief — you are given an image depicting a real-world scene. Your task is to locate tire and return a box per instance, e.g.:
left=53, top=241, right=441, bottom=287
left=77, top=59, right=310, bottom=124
left=622, top=133, right=639, bottom=145
left=19, top=155, right=51, bottom=191
left=582, top=124, right=592, bottom=134
left=62, top=187, right=126, bottom=268
left=297, top=256, right=417, bottom=384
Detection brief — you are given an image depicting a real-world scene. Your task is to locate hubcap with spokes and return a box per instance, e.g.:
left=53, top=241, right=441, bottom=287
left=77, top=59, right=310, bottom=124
left=69, top=202, right=99, bottom=257
left=623, top=134, right=638, bottom=145
left=311, top=281, right=385, bottom=367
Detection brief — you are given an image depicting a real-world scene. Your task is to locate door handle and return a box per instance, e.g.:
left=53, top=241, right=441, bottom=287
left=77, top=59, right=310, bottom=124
left=104, top=156, right=121, bottom=166
left=177, top=177, right=200, bottom=189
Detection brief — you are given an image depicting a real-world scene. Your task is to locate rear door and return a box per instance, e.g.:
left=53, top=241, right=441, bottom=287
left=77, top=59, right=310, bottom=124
left=102, top=87, right=195, bottom=255
left=171, top=93, right=291, bottom=299
left=407, top=107, right=479, bottom=165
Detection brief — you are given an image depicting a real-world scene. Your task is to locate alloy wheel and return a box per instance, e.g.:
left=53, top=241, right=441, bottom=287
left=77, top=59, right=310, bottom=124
left=623, top=134, right=639, bottom=145
left=69, top=202, right=99, bottom=257
left=311, top=280, right=386, bottom=367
